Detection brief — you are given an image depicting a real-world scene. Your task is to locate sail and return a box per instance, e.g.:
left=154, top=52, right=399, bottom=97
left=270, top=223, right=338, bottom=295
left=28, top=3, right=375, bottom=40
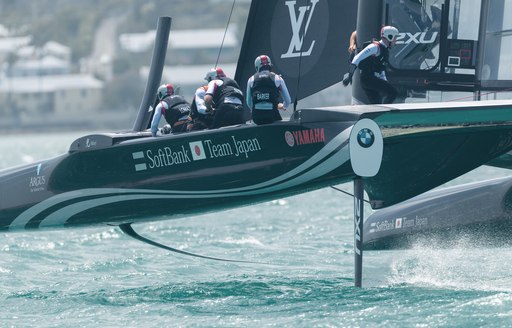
left=235, top=0, right=357, bottom=105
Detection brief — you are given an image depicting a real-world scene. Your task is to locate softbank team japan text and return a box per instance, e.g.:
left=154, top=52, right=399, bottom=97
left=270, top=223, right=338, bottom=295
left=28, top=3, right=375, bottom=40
left=143, top=136, right=262, bottom=169
left=203, top=136, right=261, bottom=159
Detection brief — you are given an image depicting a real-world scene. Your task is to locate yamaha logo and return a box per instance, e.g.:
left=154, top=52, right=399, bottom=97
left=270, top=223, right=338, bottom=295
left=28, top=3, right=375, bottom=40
left=357, top=128, right=374, bottom=148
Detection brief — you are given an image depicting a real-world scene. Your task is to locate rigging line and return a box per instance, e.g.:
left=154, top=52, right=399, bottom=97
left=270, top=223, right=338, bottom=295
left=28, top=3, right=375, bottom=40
left=293, top=0, right=307, bottom=113
left=215, top=0, right=237, bottom=68
left=293, top=51, right=303, bottom=113
left=446, top=87, right=512, bottom=102
left=330, top=186, right=371, bottom=204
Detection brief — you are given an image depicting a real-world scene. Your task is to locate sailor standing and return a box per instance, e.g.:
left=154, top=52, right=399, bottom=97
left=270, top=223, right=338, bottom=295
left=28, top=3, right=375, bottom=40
left=246, top=55, right=291, bottom=125
left=342, top=26, right=399, bottom=104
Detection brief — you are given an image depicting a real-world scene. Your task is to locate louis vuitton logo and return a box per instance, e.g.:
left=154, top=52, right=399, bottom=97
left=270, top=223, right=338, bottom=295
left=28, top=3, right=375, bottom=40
left=281, top=0, right=319, bottom=59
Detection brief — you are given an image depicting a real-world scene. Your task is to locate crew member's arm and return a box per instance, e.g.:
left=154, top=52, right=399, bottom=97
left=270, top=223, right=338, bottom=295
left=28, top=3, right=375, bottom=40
left=351, top=43, right=379, bottom=66
left=195, top=88, right=207, bottom=115
left=277, top=77, right=291, bottom=110
left=343, top=43, right=379, bottom=86
left=204, top=80, right=216, bottom=113
left=246, top=76, right=254, bottom=110
left=150, top=102, right=164, bottom=137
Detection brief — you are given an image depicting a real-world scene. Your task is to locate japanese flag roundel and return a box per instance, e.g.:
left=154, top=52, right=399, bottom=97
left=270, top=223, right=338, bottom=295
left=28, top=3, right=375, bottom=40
left=349, top=118, right=383, bottom=177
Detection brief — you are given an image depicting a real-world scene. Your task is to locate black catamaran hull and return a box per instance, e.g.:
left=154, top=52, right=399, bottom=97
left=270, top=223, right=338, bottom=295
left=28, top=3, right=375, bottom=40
left=0, top=115, right=358, bottom=231
left=363, top=176, right=512, bottom=250
left=2, top=100, right=512, bottom=232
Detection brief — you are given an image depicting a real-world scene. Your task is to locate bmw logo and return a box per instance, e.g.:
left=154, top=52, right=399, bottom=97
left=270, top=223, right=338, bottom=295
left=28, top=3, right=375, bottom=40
left=357, top=128, right=375, bottom=148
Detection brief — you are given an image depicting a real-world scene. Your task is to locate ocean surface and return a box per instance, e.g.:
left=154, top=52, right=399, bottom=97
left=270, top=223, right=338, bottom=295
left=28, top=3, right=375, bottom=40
left=1, top=131, right=512, bottom=327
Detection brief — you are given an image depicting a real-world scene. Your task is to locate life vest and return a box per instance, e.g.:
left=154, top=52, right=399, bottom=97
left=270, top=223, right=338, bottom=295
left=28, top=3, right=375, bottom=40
left=251, top=71, right=279, bottom=110
left=211, top=77, right=244, bottom=106
left=358, top=40, right=389, bottom=74
left=161, top=95, right=191, bottom=126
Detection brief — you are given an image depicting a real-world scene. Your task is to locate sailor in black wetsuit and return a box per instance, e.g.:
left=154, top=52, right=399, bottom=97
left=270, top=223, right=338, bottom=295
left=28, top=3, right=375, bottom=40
left=342, top=26, right=399, bottom=104
left=246, top=55, right=291, bottom=125
left=150, top=83, right=191, bottom=136
left=204, top=67, right=245, bottom=129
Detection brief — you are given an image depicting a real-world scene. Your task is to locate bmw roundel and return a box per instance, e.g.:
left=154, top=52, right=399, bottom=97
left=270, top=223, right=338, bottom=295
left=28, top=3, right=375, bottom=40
left=357, top=128, right=375, bottom=148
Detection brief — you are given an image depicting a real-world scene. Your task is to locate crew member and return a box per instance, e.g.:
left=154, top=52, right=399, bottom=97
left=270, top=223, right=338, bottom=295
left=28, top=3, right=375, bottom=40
left=246, top=55, right=291, bottom=125
left=150, top=83, right=191, bottom=136
left=187, top=85, right=212, bottom=131
left=203, top=67, right=245, bottom=129
left=342, top=26, right=399, bottom=104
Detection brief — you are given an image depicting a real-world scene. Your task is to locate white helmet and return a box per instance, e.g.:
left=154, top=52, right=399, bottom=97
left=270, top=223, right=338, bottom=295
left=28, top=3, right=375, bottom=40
left=157, top=83, right=174, bottom=100
left=254, top=55, right=272, bottom=72
left=204, top=67, right=225, bottom=82
left=381, top=26, right=399, bottom=42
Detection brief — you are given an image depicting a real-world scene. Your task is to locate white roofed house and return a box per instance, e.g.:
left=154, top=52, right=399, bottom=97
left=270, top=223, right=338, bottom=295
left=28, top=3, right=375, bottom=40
left=119, top=27, right=238, bottom=63
left=0, top=36, right=32, bottom=63
left=0, top=74, right=104, bottom=128
left=166, top=28, right=239, bottom=64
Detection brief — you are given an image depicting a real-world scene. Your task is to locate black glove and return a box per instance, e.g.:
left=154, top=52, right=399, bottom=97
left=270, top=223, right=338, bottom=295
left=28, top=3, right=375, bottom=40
left=342, top=73, right=352, bottom=86
left=342, top=64, right=357, bottom=86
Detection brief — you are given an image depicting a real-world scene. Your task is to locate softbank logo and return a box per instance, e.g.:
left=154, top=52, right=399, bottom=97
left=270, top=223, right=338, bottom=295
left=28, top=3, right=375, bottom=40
left=281, top=0, right=319, bottom=59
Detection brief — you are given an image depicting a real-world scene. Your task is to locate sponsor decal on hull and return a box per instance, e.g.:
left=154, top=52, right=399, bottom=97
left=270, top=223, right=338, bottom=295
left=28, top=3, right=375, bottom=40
left=368, top=216, right=429, bottom=234
left=29, top=163, right=46, bottom=193
left=132, top=136, right=263, bottom=171
left=202, top=136, right=261, bottom=159
left=286, top=128, right=325, bottom=147
left=132, top=146, right=191, bottom=171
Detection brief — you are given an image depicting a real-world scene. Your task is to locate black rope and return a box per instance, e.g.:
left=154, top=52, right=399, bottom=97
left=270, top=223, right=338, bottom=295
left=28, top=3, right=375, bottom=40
left=293, top=48, right=303, bottom=113
left=330, top=185, right=371, bottom=204
left=215, top=0, right=237, bottom=67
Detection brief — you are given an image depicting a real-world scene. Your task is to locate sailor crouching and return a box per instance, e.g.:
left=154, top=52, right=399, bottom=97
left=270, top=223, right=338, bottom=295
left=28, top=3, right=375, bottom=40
left=203, top=67, right=245, bottom=129
left=151, top=83, right=191, bottom=136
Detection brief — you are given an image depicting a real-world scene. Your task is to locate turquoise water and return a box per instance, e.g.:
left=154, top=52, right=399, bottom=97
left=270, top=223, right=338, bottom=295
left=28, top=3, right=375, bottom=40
left=1, top=132, right=512, bottom=327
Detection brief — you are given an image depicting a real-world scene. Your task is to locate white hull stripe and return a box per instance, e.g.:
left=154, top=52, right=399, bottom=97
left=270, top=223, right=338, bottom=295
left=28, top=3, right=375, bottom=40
left=11, top=126, right=353, bottom=230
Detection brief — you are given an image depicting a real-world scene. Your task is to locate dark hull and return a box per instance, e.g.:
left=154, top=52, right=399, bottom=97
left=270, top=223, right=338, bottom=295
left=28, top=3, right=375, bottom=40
left=2, top=100, right=512, bottom=232
left=0, top=116, right=357, bottom=231
left=363, top=176, right=512, bottom=250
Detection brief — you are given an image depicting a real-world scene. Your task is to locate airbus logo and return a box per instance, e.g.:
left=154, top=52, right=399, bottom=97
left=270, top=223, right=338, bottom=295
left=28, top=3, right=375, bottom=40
left=281, top=0, right=319, bottom=58
left=396, top=31, right=438, bottom=45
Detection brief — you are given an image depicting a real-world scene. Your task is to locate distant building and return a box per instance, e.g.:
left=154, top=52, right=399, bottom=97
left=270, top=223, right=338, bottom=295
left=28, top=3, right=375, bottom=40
left=120, top=27, right=239, bottom=64
left=9, top=55, right=70, bottom=77
left=8, top=41, right=72, bottom=77
left=0, top=74, right=104, bottom=116
left=0, top=36, right=31, bottom=62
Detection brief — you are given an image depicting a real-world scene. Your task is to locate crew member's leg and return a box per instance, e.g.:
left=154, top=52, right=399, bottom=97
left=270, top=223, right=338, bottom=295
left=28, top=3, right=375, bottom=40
left=210, top=104, right=244, bottom=129
left=252, top=109, right=281, bottom=125
left=361, top=75, right=397, bottom=104
left=361, top=75, right=384, bottom=104
left=380, top=81, right=397, bottom=104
